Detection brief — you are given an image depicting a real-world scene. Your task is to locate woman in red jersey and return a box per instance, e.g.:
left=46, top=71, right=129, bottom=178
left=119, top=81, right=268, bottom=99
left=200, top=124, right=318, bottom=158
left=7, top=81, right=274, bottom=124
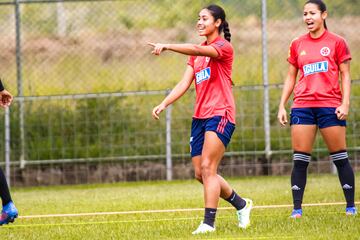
left=148, top=4, right=252, bottom=234
left=277, top=0, right=356, bottom=218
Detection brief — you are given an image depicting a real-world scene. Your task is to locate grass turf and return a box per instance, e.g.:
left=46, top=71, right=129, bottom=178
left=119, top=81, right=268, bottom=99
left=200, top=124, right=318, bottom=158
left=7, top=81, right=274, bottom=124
left=0, top=174, right=359, bottom=239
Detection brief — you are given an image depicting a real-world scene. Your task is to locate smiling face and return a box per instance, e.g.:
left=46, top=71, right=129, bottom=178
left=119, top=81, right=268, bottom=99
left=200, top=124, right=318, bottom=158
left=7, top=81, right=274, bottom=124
left=303, top=3, right=327, bottom=34
left=197, top=9, right=221, bottom=37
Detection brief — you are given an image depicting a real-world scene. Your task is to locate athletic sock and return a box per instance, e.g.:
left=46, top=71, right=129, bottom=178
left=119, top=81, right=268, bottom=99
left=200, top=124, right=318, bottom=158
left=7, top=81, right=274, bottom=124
left=291, top=151, right=310, bottom=210
left=225, top=190, right=246, bottom=210
left=331, top=150, right=355, bottom=208
left=203, top=208, right=217, bottom=227
left=0, top=167, right=12, bottom=206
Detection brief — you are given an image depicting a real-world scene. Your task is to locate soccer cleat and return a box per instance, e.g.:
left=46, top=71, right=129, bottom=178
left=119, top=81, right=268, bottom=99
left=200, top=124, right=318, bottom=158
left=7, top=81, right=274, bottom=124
left=346, top=207, right=357, bottom=216
left=290, top=208, right=302, bottom=218
left=0, top=201, right=18, bottom=226
left=236, top=198, right=253, bottom=229
left=192, top=221, right=215, bottom=235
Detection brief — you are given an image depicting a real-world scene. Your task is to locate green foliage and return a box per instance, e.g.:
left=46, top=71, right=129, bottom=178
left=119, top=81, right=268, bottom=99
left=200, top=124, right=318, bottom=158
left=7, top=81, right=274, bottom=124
left=1, top=0, right=359, bottom=162
left=6, top=84, right=360, bottom=161
left=2, top=0, right=359, bottom=95
left=22, top=4, right=58, bottom=36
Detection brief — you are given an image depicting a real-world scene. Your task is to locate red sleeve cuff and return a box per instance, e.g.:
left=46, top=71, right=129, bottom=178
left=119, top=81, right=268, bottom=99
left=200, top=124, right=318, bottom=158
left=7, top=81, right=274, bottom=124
left=287, top=58, right=298, bottom=68
left=338, top=55, right=352, bottom=65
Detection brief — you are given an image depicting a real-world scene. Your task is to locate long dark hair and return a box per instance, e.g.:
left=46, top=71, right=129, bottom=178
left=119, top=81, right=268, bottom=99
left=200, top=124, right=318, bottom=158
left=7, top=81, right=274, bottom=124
left=205, top=4, right=231, bottom=42
left=305, top=0, right=328, bottom=29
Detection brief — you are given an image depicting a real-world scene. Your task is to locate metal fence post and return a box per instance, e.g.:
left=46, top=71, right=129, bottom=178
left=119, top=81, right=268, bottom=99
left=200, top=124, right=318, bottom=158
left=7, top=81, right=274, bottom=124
left=56, top=0, right=67, bottom=37
left=262, top=0, right=272, bottom=171
left=5, top=107, right=10, bottom=187
left=165, top=91, right=173, bottom=181
left=14, top=0, right=26, bottom=169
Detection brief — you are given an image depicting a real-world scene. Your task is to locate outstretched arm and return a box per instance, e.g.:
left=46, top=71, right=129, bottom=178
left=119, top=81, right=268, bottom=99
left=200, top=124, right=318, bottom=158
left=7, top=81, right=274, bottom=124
left=147, top=42, right=219, bottom=58
left=335, top=60, right=351, bottom=120
left=277, top=64, right=298, bottom=126
left=152, top=65, right=194, bottom=120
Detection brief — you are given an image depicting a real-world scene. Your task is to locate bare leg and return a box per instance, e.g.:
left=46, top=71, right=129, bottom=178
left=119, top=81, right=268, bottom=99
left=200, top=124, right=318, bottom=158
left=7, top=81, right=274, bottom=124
left=192, top=156, right=232, bottom=199
left=200, top=131, right=228, bottom=208
left=319, top=126, right=346, bottom=152
left=291, top=125, right=317, bottom=152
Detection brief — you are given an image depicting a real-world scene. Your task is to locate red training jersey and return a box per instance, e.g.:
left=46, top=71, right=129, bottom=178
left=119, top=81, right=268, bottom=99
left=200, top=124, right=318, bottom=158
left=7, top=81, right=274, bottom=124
left=287, top=30, right=351, bottom=108
left=187, top=36, right=236, bottom=123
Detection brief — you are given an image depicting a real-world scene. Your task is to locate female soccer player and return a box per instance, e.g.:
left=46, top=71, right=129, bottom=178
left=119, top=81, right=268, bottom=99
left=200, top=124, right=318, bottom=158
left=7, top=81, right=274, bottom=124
left=277, top=0, right=356, bottom=218
left=148, top=4, right=252, bottom=234
left=0, top=79, right=18, bottom=225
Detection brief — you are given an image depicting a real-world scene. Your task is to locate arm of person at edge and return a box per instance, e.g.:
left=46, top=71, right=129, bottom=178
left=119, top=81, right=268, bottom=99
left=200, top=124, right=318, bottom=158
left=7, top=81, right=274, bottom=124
left=336, top=60, right=351, bottom=120
left=277, top=64, right=298, bottom=126
left=152, top=65, right=194, bottom=120
left=147, top=42, right=219, bottom=58
left=0, top=80, right=13, bottom=108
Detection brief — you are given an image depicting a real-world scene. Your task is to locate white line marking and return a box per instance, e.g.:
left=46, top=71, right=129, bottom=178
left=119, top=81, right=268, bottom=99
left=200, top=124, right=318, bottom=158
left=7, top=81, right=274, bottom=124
left=18, top=201, right=359, bottom=219
left=3, top=210, right=345, bottom=229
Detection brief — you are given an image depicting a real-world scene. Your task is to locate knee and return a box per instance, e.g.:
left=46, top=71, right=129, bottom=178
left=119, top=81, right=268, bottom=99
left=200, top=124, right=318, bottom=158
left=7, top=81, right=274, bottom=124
left=200, top=162, right=216, bottom=179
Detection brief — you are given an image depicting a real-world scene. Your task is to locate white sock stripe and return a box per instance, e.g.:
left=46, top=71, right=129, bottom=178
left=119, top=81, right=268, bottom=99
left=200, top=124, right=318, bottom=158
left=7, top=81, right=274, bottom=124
left=293, top=154, right=311, bottom=161
left=330, top=152, right=348, bottom=157
left=330, top=152, right=348, bottom=161
left=332, top=156, right=348, bottom=161
left=293, top=156, right=310, bottom=160
left=293, top=155, right=310, bottom=159
left=293, top=159, right=310, bottom=162
left=293, top=154, right=310, bottom=158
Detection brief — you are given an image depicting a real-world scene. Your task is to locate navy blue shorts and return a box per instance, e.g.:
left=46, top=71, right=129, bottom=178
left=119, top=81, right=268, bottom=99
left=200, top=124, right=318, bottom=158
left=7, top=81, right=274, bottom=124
left=290, top=107, right=346, bottom=129
left=190, top=116, right=235, bottom=157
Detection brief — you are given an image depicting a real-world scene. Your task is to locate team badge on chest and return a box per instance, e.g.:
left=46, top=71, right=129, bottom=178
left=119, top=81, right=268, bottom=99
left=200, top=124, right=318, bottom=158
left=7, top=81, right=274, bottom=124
left=320, top=47, right=330, bottom=56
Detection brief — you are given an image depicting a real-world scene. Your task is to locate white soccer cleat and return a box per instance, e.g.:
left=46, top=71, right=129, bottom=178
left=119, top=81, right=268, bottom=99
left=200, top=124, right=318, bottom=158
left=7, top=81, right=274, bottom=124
left=192, top=221, right=216, bottom=235
left=236, top=198, right=253, bottom=229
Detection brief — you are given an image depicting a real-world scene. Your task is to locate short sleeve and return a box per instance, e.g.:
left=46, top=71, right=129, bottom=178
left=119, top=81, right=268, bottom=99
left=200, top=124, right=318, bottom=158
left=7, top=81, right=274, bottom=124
left=287, top=39, right=298, bottom=68
left=210, top=39, right=233, bottom=60
left=187, top=55, right=195, bottom=68
left=336, top=38, right=351, bottom=65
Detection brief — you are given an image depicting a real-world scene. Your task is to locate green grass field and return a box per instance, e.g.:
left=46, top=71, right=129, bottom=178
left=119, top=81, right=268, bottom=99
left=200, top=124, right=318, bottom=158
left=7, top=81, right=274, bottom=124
left=0, top=174, right=359, bottom=239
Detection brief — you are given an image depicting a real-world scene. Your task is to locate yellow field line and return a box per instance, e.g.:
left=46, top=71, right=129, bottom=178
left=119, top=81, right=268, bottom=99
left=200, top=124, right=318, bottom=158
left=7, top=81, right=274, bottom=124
left=17, top=201, right=359, bottom=219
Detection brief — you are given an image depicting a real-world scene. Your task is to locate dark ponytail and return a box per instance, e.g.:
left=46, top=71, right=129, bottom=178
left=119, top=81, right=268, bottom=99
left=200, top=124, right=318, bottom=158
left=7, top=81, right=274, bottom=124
left=223, top=20, right=231, bottom=42
left=305, top=0, right=328, bottom=29
left=205, top=4, right=231, bottom=42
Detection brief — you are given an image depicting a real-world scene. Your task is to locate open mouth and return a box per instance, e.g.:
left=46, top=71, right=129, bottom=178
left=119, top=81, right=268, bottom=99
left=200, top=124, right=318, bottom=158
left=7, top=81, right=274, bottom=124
left=306, top=22, right=314, bottom=28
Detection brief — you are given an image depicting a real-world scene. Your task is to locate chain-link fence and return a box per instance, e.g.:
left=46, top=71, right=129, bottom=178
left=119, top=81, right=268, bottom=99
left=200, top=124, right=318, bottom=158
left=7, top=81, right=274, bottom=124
left=0, top=0, right=359, bottom=186
left=1, top=0, right=358, bottom=95
left=2, top=82, right=360, bottom=186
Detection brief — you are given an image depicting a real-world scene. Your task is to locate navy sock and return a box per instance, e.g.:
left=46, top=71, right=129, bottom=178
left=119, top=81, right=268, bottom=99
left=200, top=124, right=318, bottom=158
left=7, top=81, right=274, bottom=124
left=203, top=208, right=217, bottom=227
left=0, top=167, right=12, bottom=206
left=225, top=190, right=246, bottom=210
left=291, top=152, right=310, bottom=209
left=331, top=150, right=355, bottom=208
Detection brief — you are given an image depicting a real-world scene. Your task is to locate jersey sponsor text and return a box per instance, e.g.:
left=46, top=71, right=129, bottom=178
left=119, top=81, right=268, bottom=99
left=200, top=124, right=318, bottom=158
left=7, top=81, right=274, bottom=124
left=196, top=67, right=211, bottom=84
left=303, top=61, right=328, bottom=76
